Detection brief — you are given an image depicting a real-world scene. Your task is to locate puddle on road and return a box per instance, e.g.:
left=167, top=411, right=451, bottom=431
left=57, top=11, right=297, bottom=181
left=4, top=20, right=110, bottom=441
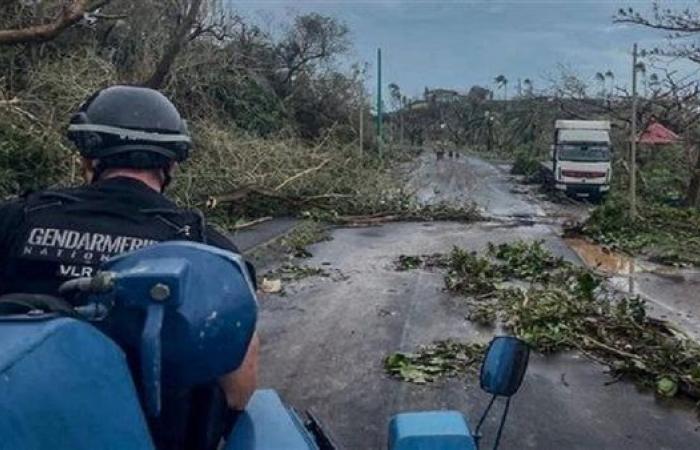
left=562, top=238, right=689, bottom=296
left=564, top=237, right=646, bottom=295
left=564, top=238, right=638, bottom=275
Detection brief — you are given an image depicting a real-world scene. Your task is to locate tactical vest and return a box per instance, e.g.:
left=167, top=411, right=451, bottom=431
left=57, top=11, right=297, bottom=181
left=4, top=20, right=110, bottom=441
left=2, top=190, right=206, bottom=297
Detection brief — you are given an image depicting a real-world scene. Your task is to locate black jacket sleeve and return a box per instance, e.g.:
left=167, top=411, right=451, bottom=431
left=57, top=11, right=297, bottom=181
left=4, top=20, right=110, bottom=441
left=204, top=224, right=239, bottom=253
left=0, top=199, right=26, bottom=295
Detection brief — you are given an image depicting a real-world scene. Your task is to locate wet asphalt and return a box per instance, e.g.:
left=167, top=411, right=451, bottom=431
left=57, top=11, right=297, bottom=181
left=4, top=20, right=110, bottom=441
left=254, top=153, right=700, bottom=450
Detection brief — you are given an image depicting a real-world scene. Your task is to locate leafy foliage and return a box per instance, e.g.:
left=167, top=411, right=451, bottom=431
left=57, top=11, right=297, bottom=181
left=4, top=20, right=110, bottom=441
left=580, top=194, right=700, bottom=266
left=510, top=148, right=543, bottom=183
left=392, top=240, right=700, bottom=402
left=384, top=340, right=485, bottom=384
left=0, top=110, right=73, bottom=197
left=0, top=2, right=375, bottom=215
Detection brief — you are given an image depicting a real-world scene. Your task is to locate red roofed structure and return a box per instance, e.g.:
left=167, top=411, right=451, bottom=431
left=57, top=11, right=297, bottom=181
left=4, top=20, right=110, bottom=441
left=637, top=121, right=680, bottom=145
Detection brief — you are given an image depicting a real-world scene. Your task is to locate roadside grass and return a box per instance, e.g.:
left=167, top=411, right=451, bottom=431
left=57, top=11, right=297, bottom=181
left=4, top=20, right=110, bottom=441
left=386, top=241, right=700, bottom=405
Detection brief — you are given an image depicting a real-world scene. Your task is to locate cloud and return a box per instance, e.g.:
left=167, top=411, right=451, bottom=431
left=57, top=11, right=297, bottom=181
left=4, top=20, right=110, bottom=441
left=233, top=0, right=699, bottom=97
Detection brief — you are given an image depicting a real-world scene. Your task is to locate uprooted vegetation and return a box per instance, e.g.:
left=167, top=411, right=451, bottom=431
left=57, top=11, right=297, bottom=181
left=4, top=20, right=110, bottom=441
left=386, top=240, right=700, bottom=403
left=574, top=194, right=700, bottom=267
left=2, top=2, right=479, bottom=227
left=568, top=143, right=700, bottom=267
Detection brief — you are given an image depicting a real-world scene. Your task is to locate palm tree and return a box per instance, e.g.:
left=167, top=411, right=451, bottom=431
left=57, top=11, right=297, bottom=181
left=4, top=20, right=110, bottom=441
left=604, top=70, right=615, bottom=97
left=494, top=75, right=508, bottom=100
left=523, top=78, right=533, bottom=96
left=594, top=72, right=606, bottom=97
left=648, top=73, right=660, bottom=96
left=388, top=83, right=402, bottom=110
left=635, top=62, right=647, bottom=97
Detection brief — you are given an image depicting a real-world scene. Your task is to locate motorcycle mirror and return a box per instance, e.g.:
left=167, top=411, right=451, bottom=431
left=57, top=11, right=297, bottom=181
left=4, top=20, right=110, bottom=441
left=480, top=336, right=529, bottom=397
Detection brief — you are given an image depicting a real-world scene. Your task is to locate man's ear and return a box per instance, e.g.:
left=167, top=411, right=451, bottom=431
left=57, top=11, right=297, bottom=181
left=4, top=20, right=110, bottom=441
left=80, top=157, right=97, bottom=183
left=159, top=161, right=178, bottom=192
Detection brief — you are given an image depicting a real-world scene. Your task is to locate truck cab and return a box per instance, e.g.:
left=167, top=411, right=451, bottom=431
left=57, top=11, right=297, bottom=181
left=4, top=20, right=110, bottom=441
left=550, top=120, right=612, bottom=199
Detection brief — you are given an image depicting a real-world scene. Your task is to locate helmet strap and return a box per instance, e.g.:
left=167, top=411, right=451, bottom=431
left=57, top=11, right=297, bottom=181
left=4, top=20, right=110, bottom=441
left=91, top=161, right=105, bottom=184
left=161, top=169, right=172, bottom=193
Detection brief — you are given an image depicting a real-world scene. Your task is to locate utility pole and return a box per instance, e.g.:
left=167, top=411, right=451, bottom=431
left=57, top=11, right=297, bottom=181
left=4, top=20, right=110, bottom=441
left=630, top=43, right=638, bottom=218
left=359, top=90, right=364, bottom=156
left=485, top=111, right=492, bottom=153
left=399, top=97, right=405, bottom=147
left=377, top=48, right=383, bottom=159
left=518, top=78, right=522, bottom=98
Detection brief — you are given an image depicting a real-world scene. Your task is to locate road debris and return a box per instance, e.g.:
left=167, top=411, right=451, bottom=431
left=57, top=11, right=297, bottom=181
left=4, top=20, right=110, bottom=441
left=572, top=195, right=700, bottom=267
left=281, top=221, right=331, bottom=258
left=264, top=264, right=329, bottom=282
left=261, top=278, right=283, bottom=294
left=334, top=202, right=480, bottom=227
left=391, top=240, right=700, bottom=403
left=384, top=340, right=485, bottom=384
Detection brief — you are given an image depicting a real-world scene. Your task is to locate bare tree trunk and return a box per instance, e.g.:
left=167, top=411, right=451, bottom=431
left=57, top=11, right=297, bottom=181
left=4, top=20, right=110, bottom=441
left=0, top=0, right=109, bottom=45
left=686, top=145, right=700, bottom=207
left=145, top=0, right=204, bottom=89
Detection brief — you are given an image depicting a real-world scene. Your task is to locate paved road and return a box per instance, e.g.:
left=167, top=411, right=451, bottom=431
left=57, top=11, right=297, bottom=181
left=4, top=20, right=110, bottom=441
left=256, top=153, right=700, bottom=450
left=231, top=217, right=299, bottom=253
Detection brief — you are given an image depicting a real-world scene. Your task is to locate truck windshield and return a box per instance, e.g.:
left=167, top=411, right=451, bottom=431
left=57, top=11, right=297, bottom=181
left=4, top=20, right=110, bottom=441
left=558, top=144, right=610, bottom=162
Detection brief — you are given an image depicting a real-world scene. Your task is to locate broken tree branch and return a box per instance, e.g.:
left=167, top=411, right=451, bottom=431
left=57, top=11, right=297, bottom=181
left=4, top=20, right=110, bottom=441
left=274, top=159, right=330, bottom=191
left=0, top=0, right=110, bottom=45
left=232, top=216, right=273, bottom=231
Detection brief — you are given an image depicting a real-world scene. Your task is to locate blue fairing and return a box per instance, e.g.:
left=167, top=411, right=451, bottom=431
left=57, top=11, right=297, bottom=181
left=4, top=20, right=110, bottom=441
left=0, top=317, right=153, bottom=450
left=96, top=241, right=258, bottom=415
left=101, top=241, right=257, bottom=386
left=226, top=390, right=318, bottom=450
left=389, top=411, right=476, bottom=450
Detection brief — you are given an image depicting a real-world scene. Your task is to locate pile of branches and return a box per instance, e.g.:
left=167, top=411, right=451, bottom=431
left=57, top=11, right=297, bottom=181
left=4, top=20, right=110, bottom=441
left=179, top=121, right=480, bottom=224
left=390, top=241, right=700, bottom=401
left=175, top=122, right=401, bottom=220
left=574, top=194, right=700, bottom=267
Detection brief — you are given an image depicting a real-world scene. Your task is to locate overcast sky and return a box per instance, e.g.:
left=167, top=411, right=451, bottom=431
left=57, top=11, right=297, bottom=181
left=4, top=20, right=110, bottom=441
left=233, top=1, right=698, bottom=98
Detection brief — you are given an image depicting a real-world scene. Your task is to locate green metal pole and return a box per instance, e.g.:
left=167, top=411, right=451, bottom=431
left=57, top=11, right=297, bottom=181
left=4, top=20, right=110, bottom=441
left=377, top=48, right=383, bottom=159
left=630, top=43, right=638, bottom=218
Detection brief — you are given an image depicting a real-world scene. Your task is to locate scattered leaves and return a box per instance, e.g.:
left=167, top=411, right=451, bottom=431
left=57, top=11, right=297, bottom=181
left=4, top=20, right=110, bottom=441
left=384, top=340, right=486, bottom=384
left=391, top=239, right=700, bottom=403
left=576, top=194, right=700, bottom=267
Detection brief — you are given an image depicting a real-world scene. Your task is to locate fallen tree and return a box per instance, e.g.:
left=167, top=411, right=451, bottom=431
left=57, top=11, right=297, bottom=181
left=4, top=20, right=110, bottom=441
left=0, top=0, right=110, bottom=45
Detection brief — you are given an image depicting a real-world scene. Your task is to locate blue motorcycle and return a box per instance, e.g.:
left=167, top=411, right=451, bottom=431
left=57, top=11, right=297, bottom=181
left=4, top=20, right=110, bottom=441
left=0, top=242, right=529, bottom=450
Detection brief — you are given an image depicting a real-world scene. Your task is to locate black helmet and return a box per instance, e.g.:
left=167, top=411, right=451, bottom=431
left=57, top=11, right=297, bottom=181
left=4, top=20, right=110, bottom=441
left=67, top=85, right=191, bottom=165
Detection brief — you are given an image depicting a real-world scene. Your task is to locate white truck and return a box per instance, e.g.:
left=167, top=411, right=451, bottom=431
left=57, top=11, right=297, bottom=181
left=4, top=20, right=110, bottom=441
left=544, top=120, right=612, bottom=199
